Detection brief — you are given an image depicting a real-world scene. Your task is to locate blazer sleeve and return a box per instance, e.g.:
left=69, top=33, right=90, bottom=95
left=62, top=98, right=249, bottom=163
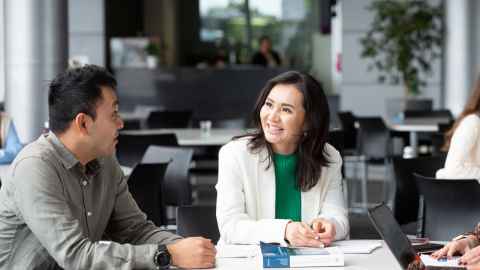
left=216, top=143, right=290, bottom=245
left=436, top=115, right=480, bottom=180
left=317, top=147, right=349, bottom=240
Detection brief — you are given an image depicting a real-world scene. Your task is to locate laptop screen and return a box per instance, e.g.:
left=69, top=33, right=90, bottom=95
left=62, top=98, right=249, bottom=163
left=368, top=203, right=417, bottom=269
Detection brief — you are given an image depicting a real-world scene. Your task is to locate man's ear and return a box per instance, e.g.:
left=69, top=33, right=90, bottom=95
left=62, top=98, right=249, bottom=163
left=73, top=113, right=92, bottom=135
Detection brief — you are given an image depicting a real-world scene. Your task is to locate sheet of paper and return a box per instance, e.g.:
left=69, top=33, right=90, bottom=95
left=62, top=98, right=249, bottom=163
left=216, top=244, right=258, bottom=258
left=420, top=254, right=464, bottom=268
left=331, top=240, right=382, bottom=254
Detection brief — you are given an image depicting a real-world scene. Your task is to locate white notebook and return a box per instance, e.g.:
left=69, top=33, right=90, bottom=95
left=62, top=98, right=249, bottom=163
left=332, top=240, right=383, bottom=254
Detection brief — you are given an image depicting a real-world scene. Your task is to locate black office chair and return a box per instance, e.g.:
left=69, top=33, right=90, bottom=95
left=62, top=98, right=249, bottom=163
left=116, top=133, right=179, bottom=167
left=404, top=99, right=433, bottom=111
left=347, top=117, right=392, bottom=211
left=146, top=110, right=193, bottom=129
left=327, top=129, right=345, bottom=155
left=212, top=118, right=247, bottom=129
left=142, top=145, right=194, bottom=206
left=128, top=162, right=169, bottom=226
left=392, top=155, right=446, bottom=234
left=337, top=111, right=357, bottom=153
left=415, top=173, right=480, bottom=241
left=122, top=119, right=141, bottom=130
left=176, top=205, right=220, bottom=243
left=403, top=109, right=453, bottom=122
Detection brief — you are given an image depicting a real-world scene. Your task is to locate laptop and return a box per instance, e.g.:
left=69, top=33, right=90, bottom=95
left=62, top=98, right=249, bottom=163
left=368, top=203, right=465, bottom=270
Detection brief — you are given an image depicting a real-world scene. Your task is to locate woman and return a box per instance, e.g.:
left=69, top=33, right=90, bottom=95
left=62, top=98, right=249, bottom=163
left=0, top=112, right=22, bottom=164
left=436, top=77, right=480, bottom=179
left=431, top=224, right=480, bottom=268
left=215, top=71, right=348, bottom=247
left=251, top=36, right=281, bottom=67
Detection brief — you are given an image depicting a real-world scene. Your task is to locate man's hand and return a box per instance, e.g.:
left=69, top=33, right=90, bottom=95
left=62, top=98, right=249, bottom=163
left=167, top=237, right=216, bottom=269
left=311, top=218, right=336, bottom=246
left=284, top=221, right=324, bottom=247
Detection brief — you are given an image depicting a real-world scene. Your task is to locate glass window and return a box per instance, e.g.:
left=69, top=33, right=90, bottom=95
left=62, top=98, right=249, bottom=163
left=199, top=0, right=319, bottom=70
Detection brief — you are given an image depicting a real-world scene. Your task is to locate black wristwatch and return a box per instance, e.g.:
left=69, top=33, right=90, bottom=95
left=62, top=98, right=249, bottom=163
left=153, top=244, right=171, bottom=269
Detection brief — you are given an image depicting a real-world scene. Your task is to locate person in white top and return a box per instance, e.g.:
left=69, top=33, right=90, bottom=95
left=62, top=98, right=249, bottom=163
left=436, top=77, right=480, bottom=180
left=216, top=71, right=349, bottom=248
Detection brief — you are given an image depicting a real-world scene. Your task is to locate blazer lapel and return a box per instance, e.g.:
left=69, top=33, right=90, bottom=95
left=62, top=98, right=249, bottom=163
left=301, top=168, right=329, bottom=223
left=257, top=148, right=276, bottom=219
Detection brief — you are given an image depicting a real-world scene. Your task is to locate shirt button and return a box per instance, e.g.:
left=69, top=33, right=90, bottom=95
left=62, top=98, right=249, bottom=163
left=87, top=211, right=92, bottom=217
left=82, top=181, right=88, bottom=186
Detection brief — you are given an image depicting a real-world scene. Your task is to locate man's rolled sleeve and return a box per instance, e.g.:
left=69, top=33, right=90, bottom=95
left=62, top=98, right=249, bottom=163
left=12, top=157, right=158, bottom=269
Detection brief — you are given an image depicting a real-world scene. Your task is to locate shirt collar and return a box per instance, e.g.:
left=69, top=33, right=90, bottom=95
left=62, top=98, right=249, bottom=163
left=46, top=131, right=101, bottom=175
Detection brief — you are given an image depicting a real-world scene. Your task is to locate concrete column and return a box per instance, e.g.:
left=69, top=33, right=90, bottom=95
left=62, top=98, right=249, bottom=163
left=445, top=0, right=470, bottom=116
left=4, top=0, right=68, bottom=143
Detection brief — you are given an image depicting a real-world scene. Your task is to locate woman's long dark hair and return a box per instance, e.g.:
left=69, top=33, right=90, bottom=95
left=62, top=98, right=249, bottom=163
left=443, top=76, right=480, bottom=151
left=238, top=71, right=331, bottom=192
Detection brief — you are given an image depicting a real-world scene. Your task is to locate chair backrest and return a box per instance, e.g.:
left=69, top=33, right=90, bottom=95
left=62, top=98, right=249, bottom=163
left=146, top=110, right=193, bottom=129
left=403, top=109, right=453, bottom=124
left=404, top=99, right=433, bottom=111
left=327, top=129, right=344, bottom=154
left=116, top=133, right=179, bottom=167
left=355, top=117, right=390, bottom=159
left=212, top=118, right=247, bottom=129
left=392, top=155, right=446, bottom=225
left=414, top=173, right=480, bottom=241
left=176, top=205, right=220, bottom=243
left=337, top=111, right=357, bottom=150
left=122, top=119, right=141, bottom=130
left=128, top=162, right=169, bottom=226
left=142, top=145, right=194, bottom=206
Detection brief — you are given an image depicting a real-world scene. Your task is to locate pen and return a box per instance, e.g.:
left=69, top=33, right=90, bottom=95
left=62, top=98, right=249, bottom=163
left=310, top=224, right=325, bottom=248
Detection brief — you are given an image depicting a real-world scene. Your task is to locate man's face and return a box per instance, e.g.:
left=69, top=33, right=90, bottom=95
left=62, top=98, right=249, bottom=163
left=88, top=87, right=124, bottom=157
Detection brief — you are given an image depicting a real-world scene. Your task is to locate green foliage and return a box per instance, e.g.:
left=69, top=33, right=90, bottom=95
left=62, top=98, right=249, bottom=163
left=145, top=42, right=160, bottom=57
left=360, top=0, right=443, bottom=96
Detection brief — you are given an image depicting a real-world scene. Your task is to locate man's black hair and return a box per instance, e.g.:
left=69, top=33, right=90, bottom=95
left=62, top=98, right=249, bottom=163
left=48, top=65, right=117, bottom=134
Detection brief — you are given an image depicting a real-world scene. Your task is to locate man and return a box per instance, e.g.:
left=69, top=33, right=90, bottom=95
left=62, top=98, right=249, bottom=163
left=0, top=65, right=216, bottom=269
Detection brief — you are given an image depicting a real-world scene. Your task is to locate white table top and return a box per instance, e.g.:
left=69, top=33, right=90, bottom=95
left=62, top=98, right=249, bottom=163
left=210, top=241, right=402, bottom=270
left=385, top=118, right=440, bottom=132
left=120, top=128, right=247, bottom=146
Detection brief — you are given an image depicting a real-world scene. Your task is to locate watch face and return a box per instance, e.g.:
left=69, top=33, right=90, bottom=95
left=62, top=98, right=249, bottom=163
left=157, top=251, right=170, bottom=266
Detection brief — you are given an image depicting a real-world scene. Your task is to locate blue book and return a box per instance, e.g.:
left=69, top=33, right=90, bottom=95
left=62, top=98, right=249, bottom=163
left=260, top=242, right=344, bottom=268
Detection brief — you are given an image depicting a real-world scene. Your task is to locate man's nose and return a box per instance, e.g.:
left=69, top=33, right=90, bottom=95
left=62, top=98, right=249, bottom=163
left=117, top=117, right=124, bottom=130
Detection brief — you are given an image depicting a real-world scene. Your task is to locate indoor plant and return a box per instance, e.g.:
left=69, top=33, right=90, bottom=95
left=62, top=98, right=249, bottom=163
left=360, top=0, right=443, bottom=96
left=145, top=40, right=161, bottom=69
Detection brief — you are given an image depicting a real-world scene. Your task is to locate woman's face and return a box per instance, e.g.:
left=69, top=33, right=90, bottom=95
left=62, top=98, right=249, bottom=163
left=260, top=83, right=306, bottom=154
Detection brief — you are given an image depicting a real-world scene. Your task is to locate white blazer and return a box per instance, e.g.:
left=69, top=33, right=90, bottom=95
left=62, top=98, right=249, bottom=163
left=215, top=137, right=349, bottom=245
left=437, top=114, right=480, bottom=180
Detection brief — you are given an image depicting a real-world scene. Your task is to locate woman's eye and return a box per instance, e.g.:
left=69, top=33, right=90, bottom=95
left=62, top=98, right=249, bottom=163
left=282, top=108, right=292, bottom=113
left=265, top=101, right=273, bottom=108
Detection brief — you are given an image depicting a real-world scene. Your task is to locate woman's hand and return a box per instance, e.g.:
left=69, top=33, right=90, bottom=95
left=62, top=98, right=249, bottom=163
left=460, top=245, right=480, bottom=266
left=284, top=221, right=324, bottom=247
left=467, top=263, right=480, bottom=270
left=311, top=218, right=336, bottom=246
left=431, top=237, right=474, bottom=259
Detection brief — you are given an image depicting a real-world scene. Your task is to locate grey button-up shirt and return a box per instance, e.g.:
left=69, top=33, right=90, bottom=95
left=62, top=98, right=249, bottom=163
left=0, top=132, right=181, bottom=269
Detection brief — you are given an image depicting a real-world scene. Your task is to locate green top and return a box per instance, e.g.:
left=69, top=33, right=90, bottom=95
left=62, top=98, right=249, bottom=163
left=274, top=153, right=301, bottom=222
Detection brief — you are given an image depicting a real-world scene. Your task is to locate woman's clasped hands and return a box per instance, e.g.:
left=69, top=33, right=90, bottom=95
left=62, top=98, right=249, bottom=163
left=284, top=218, right=336, bottom=247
